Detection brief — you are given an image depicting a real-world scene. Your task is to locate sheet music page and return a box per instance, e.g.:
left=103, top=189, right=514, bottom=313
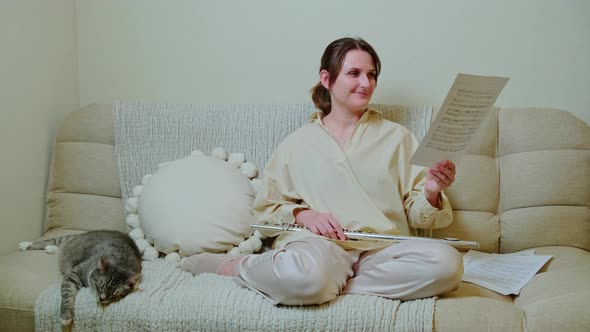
left=410, top=73, right=509, bottom=167
left=462, top=250, right=552, bottom=295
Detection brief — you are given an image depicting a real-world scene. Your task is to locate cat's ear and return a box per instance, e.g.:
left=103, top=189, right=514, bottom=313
left=128, top=273, right=141, bottom=288
left=98, top=256, right=109, bottom=272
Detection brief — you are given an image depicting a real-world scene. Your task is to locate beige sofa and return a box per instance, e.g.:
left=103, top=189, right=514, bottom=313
left=0, top=103, right=589, bottom=331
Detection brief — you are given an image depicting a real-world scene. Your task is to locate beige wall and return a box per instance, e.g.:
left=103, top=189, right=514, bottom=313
left=0, top=0, right=79, bottom=255
left=0, top=1, right=587, bottom=255
left=77, top=0, right=589, bottom=124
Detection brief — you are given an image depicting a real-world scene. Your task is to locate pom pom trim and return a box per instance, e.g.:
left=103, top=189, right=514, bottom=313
left=125, top=147, right=262, bottom=261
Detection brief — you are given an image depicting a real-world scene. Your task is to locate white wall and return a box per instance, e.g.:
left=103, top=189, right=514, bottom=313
left=77, top=0, right=590, bottom=124
left=0, top=1, right=587, bottom=254
left=0, top=0, right=79, bottom=255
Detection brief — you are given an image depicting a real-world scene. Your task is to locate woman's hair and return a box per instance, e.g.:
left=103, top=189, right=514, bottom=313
left=311, top=37, right=381, bottom=115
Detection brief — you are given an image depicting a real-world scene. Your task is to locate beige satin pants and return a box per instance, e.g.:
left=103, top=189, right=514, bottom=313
left=233, top=237, right=463, bottom=306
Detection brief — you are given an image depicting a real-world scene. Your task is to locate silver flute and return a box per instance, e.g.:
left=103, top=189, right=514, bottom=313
left=251, top=223, right=480, bottom=249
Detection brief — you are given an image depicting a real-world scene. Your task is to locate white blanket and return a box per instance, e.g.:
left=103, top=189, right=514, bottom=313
left=112, top=101, right=432, bottom=203
left=61, top=101, right=438, bottom=331
left=35, top=259, right=435, bottom=331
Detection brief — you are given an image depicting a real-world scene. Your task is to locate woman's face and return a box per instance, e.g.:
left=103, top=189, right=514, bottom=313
left=323, top=49, right=377, bottom=114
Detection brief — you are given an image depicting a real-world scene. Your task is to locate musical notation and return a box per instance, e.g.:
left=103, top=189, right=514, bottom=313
left=410, top=73, right=509, bottom=167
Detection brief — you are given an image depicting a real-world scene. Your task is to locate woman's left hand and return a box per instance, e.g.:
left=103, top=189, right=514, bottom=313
left=425, top=160, right=456, bottom=197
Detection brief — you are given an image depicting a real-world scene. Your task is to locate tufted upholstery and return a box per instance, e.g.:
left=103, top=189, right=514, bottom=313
left=45, top=104, right=126, bottom=234
left=435, top=107, right=590, bottom=254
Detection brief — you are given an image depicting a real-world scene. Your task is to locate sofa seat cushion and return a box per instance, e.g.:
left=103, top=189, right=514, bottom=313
left=0, top=230, right=82, bottom=309
left=515, top=246, right=590, bottom=306
left=534, top=246, right=590, bottom=272
left=435, top=297, right=524, bottom=332
left=0, top=250, right=59, bottom=331
left=441, top=281, right=513, bottom=303
left=0, top=250, right=59, bottom=308
left=514, top=246, right=590, bottom=332
left=0, top=229, right=83, bottom=331
left=519, top=292, right=590, bottom=332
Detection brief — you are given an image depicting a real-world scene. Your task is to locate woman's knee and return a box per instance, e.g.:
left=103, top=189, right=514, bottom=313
left=272, top=249, right=345, bottom=304
left=427, top=243, right=463, bottom=290
left=276, top=251, right=330, bottom=290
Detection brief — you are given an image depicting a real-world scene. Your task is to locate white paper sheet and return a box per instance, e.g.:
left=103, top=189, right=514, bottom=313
left=410, top=73, right=509, bottom=167
left=462, top=250, right=552, bottom=295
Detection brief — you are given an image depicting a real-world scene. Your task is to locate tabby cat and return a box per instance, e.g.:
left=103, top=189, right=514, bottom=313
left=21, top=230, right=142, bottom=327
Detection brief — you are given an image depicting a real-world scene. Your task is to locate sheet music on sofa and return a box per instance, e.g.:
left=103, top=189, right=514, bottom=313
left=410, top=73, right=509, bottom=167
left=462, top=250, right=552, bottom=295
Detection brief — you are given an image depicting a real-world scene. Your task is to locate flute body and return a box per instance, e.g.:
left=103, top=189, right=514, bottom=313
left=251, top=223, right=479, bottom=249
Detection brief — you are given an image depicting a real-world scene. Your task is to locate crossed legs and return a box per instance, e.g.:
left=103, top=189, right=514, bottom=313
left=182, top=237, right=463, bottom=305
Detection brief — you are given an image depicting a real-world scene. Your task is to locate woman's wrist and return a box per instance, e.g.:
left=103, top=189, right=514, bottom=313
left=293, top=208, right=310, bottom=225
left=424, top=189, right=442, bottom=209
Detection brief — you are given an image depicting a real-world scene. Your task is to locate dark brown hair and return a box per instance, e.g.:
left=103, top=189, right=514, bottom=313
left=310, top=37, right=381, bottom=115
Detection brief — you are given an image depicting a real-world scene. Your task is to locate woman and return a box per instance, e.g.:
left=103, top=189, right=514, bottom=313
left=182, top=37, right=463, bottom=305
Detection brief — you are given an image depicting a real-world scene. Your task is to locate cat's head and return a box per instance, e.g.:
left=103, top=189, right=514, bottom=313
left=90, top=256, right=141, bottom=305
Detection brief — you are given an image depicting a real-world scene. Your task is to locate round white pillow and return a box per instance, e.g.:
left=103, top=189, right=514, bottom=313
left=137, top=153, right=256, bottom=257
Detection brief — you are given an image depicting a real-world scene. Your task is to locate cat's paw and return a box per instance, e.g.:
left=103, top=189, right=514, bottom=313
left=61, top=310, right=73, bottom=328
left=61, top=308, right=73, bottom=326
left=44, top=245, right=59, bottom=254
left=18, top=242, right=32, bottom=251
left=61, top=320, right=74, bottom=332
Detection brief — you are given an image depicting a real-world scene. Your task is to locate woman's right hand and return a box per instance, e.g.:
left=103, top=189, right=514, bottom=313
left=294, top=209, right=346, bottom=240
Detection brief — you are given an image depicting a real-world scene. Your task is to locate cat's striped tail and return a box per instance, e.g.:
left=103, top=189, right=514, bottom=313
left=18, top=235, right=78, bottom=253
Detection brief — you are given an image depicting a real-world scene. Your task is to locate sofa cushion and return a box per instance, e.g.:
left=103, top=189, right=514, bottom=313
left=137, top=152, right=257, bottom=257
left=446, top=154, right=499, bottom=212
left=55, top=103, right=114, bottom=145
left=435, top=297, right=524, bottom=332
left=51, top=142, right=120, bottom=197
left=500, top=206, right=590, bottom=253
left=497, top=108, right=590, bottom=253
left=499, top=150, right=589, bottom=211
left=440, top=107, right=501, bottom=253
left=441, top=281, right=513, bottom=303
left=45, top=103, right=127, bottom=233
left=464, top=106, right=498, bottom=157
left=0, top=229, right=80, bottom=332
left=514, top=246, right=590, bottom=332
left=498, top=108, right=590, bottom=155
left=535, top=246, right=590, bottom=272
left=516, top=267, right=590, bottom=307
left=434, top=211, right=499, bottom=253
left=514, top=246, right=590, bottom=306
left=521, top=292, right=590, bottom=332
left=46, top=192, right=126, bottom=232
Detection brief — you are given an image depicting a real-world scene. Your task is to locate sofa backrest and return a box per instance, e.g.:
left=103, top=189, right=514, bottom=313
left=496, top=108, right=589, bottom=253
left=45, top=103, right=431, bottom=234
left=433, top=108, right=501, bottom=252
left=112, top=102, right=432, bottom=204
left=434, top=107, right=590, bottom=253
left=46, top=103, right=590, bottom=254
left=46, top=103, right=126, bottom=233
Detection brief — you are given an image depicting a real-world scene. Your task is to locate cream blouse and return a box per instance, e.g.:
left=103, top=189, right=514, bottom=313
left=252, top=109, right=453, bottom=250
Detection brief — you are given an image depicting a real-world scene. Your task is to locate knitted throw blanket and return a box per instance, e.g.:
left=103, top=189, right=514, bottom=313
left=56, top=101, right=436, bottom=331
left=35, top=259, right=436, bottom=331
left=112, top=101, right=432, bottom=203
